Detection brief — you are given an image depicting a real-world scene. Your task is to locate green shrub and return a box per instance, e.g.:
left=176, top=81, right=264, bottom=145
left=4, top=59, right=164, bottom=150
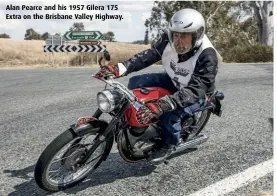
left=222, top=44, right=273, bottom=63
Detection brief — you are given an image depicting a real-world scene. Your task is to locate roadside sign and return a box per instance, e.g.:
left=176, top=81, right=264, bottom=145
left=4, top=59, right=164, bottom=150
left=63, top=31, right=102, bottom=40
left=45, top=35, right=64, bottom=45
left=44, top=45, right=106, bottom=52
left=78, top=40, right=102, bottom=45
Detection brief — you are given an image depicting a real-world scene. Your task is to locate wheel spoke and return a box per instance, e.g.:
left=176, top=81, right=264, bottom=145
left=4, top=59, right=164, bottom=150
left=185, top=110, right=209, bottom=140
left=49, top=135, right=95, bottom=165
left=51, top=148, right=85, bottom=164
left=49, top=167, right=63, bottom=180
left=46, top=137, right=107, bottom=186
left=86, top=153, right=104, bottom=165
left=48, top=169, right=60, bottom=173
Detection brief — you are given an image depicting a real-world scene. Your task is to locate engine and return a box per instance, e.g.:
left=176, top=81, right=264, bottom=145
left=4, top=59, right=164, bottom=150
left=117, top=123, right=161, bottom=162
left=98, top=87, right=172, bottom=162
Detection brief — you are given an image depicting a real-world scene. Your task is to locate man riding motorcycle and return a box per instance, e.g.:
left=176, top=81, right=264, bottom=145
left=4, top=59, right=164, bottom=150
left=95, top=8, right=221, bottom=164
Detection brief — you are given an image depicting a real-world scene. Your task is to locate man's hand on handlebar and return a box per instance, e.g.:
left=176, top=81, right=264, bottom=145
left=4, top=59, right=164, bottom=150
left=136, top=95, right=177, bottom=125
left=94, top=64, right=120, bottom=79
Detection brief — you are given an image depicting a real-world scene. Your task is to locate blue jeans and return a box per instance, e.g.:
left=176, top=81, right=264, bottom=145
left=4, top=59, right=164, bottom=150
left=128, top=72, right=206, bottom=146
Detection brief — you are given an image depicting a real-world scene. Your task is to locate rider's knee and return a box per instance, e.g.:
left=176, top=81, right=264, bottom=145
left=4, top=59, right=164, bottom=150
left=128, top=75, right=141, bottom=90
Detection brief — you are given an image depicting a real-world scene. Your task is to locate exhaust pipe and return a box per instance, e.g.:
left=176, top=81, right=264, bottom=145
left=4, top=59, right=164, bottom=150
left=172, top=134, right=208, bottom=155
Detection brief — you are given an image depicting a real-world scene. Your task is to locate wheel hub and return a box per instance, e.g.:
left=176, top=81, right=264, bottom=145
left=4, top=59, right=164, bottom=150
left=61, top=145, right=87, bottom=171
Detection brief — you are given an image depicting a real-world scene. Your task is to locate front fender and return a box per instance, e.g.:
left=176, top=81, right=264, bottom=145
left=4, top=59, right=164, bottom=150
left=69, top=118, right=109, bottom=137
left=69, top=118, right=114, bottom=161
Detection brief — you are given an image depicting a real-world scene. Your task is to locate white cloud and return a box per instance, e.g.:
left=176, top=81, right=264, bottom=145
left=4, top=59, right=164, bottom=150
left=0, top=18, right=25, bottom=30
left=120, top=2, right=153, bottom=12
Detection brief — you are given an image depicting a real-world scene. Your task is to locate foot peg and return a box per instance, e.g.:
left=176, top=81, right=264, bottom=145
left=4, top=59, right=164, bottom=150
left=172, top=134, right=208, bottom=155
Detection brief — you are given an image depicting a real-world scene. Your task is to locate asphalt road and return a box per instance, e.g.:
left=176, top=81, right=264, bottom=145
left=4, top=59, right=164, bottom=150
left=0, top=63, right=273, bottom=196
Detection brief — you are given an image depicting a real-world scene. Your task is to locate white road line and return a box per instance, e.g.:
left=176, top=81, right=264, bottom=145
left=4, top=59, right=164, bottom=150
left=188, top=159, right=273, bottom=196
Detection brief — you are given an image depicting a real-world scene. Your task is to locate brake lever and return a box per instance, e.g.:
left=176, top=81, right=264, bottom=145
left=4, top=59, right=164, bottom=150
left=92, top=69, right=115, bottom=80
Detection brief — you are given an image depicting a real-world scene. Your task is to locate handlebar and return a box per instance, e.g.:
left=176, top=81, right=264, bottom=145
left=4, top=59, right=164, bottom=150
left=95, top=57, right=224, bottom=112
left=92, top=48, right=148, bottom=110
left=92, top=71, right=138, bottom=102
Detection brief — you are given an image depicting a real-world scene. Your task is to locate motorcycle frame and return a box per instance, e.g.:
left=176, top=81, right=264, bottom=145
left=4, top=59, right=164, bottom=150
left=77, top=75, right=222, bottom=164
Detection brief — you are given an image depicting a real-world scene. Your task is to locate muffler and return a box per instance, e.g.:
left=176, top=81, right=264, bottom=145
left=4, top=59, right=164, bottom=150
left=172, top=134, right=208, bottom=155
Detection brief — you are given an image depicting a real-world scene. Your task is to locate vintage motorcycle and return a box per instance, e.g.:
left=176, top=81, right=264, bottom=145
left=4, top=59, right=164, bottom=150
left=34, top=61, right=224, bottom=192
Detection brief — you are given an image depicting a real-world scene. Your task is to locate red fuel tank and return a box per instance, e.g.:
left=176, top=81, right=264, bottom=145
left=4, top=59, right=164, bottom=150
left=124, top=87, right=172, bottom=127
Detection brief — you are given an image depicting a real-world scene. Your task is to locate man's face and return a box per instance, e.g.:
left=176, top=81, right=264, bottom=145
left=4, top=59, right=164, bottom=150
left=172, top=32, right=192, bottom=54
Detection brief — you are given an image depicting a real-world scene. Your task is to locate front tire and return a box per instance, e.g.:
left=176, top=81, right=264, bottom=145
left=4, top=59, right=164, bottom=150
left=34, top=127, right=113, bottom=192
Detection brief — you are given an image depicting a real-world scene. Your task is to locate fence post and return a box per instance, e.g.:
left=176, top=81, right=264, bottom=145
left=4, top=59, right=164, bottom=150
left=51, top=35, right=54, bottom=66
left=96, top=52, right=99, bottom=66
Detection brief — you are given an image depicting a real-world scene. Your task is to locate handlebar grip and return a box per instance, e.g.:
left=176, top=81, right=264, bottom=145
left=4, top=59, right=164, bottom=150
left=215, top=92, right=224, bottom=100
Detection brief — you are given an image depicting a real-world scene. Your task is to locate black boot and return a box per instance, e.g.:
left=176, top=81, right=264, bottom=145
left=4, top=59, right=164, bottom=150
left=147, top=144, right=174, bottom=165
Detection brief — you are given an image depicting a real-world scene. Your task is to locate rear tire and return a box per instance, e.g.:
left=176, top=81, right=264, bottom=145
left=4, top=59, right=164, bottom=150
left=34, top=127, right=113, bottom=192
left=186, top=110, right=211, bottom=140
left=195, top=110, right=211, bottom=136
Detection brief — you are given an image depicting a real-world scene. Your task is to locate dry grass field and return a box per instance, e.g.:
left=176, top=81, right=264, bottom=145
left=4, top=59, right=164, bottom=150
left=0, top=38, right=151, bottom=69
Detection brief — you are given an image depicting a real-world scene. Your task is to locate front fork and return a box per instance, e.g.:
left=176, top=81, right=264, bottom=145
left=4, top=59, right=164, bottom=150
left=92, top=108, right=103, bottom=119
left=79, top=101, right=130, bottom=164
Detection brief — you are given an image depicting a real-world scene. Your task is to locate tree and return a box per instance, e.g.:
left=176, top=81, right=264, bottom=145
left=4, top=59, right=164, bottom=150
left=0, top=33, right=10, bottom=38
left=101, top=33, right=109, bottom=41
left=144, top=29, right=149, bottom=45
left=24, top=28, right=50, bottom=40
left=102, top=31, right=115, bottom=42
left=145, top=1, right=203, bottom=41
left=204, top=2, right=258, bottom=48
left=238, top=1, right=273, bottom=46
left=24, top=28, right=42, bottom=40
left=145, top=1, right=264, bottom=52
left=69, top=22, right=85, bottom=32
left=41, top=32, right=50, bottom=40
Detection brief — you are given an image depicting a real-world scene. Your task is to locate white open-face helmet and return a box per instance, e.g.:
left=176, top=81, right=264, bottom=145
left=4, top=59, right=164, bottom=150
left=168, top=8, right=205, bottom=54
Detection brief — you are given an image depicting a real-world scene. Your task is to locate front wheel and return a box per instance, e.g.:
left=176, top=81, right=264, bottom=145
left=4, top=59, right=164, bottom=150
left=34, top=127, right=113, bottom=192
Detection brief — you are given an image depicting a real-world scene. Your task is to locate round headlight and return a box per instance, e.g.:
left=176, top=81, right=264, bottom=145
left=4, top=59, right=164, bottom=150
left=97, top=89, right=122, bottom=113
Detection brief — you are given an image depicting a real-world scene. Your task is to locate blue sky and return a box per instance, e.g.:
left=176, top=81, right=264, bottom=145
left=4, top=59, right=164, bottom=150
left=0, top=0, right=155, bottom=42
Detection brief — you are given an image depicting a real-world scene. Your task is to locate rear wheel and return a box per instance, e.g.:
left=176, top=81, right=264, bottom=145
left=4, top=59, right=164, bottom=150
left=185, top=110, right=211, bottom=140
left=34, top=127, right=113, bottom=192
